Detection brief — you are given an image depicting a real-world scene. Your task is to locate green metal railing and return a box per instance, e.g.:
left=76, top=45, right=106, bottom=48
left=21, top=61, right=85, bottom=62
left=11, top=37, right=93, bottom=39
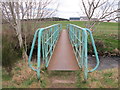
left=28, top=23, right=99, bottom=80
left=67, top=24, right=99, bottom=80
left=28, top=24, right=62, bottom=79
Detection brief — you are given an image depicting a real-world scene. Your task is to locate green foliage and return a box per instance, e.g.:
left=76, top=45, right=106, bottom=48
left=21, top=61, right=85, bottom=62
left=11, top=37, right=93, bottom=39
left=14, top=67, right=21, bottom=71
left=2, top=73, right=12, bottom=81
left=40, top=79, right=46, bottom=88
left=102, top=72, right=118, bottom=87
left=2, top=68, right=12, bottom=81
left=103, top=72, right=113, bottom=77
left=75, top=70, right=88, bottom=88
left=22, top=77, right=37, bottom=86
left=76, top=68, right=118, bottom=88
left=6, top=86, right=16, bottom=88
left=2, top=33, right=22, bottom=72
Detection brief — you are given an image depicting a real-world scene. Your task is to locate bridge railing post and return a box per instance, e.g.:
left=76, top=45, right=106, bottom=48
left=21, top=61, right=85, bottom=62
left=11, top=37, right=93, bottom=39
left=37, top=29, right=43, bottom=79
left=85, top=28, right=100, bottom=72
left=82, top=29, right=88, bottom=81
left=28, top=29, right=39, bottom=72
left=28, top=24, right=62, bottom=80
left=67, top=24, right=99, bottom=80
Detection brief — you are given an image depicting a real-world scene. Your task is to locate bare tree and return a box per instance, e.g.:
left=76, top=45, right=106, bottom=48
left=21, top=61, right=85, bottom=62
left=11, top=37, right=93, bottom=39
left=2, top=0, right=58, bottom=61
left=80, top=0, right=120, bottom=30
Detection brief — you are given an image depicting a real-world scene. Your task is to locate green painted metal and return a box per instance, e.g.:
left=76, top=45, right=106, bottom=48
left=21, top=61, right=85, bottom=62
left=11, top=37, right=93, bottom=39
left=67, top=24, right=100, bottom=80
left=28, top=23, right=99, bottom=80
left=28, top=24, right=62, bottom=79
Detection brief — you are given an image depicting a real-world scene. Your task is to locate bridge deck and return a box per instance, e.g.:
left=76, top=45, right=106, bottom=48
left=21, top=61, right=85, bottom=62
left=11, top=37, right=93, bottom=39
left=48, top=29, right=80, bottom=70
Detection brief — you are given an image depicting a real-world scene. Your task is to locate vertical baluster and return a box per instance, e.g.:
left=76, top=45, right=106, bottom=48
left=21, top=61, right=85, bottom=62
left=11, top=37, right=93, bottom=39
left=76, top=29, right=78, bottom=58
left=70, top=26, right=71, bottom=42
left=50, top=28, right=53, bottom=56
left=81, top=31, right=84, bottom=68
left=37, top=29, right=43, bottom=79
left=78, top=30, right=82, bottom=68
left=53, top=26, right=56, bottom=45
left=72, top=26, right=73, bottom=42
left=75, top=28, right=78, bottom=50
left=84, top=30, right=88, bottom=81
left=69, top=25, right=71, bottom=42
left=46, top=31, right=49, bottom=67
left=73, top=27, right=75, bottom=45
left=56, top=25, right=58, bottom=42
left=42, top=32, right=45, bottom=64
left=72, top=26, right=73, bottom=44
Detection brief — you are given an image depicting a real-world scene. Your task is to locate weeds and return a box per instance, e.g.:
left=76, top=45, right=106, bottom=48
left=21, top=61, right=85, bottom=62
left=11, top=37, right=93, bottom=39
left=40, top=79, right=46, bottom=88
left=76, top=68, right=118, bottom=88
left=103, top=72, right=113, bottom=77
left=2, top=21, right=119, bottom=88
left=2, top=30, right=22, bottom=73
left=2, top=60, right=49, bottom=88
left=75, top=70, right=88, bottom=88
left=22, top=77, right=37, bottom=86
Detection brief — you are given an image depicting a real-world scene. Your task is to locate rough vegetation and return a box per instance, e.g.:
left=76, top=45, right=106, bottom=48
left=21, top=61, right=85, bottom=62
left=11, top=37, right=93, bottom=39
left=2, top=60, right=48, bottom=88
left=2, top=60, right=118, bottom=88
left=76, top=68, right=118, bottom=88
left=2, top=21, right=119, bottom=88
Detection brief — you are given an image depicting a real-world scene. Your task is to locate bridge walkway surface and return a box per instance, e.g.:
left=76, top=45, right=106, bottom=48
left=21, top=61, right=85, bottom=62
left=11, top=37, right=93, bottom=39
left=48, top=29, right=80, bottom=70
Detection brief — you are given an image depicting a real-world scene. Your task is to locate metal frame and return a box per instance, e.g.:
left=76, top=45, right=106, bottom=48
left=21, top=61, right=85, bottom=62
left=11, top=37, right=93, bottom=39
left=28, top=23, right=99, bottom=80
left=28, top=24, right=62, bottom=79
left=67, top=24, right=100, bottom=80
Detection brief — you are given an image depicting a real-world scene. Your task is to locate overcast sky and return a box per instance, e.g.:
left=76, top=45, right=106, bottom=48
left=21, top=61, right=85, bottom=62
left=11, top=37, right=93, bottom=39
left=55, top=0, right=119, bottom=19
left=56, top=0, right=81, bottom=19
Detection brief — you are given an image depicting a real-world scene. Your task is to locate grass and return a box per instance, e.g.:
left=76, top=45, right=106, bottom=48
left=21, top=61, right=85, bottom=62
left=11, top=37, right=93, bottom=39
left=2, top=21, right=119, bottom=88
left=2, top=60, right=48, bottom=88
left=36, top=21, right=119, bottom=55
left=3, top=21, right=118, bottom=36
left=2, top=61, right=118, bottom=88
left=76, top=68, right=118, bottom=88
left=2, top=21, right=119, bottom=56
left=47, top=21, right=118, bottom=54
left=2, top=69, right=12, bottom=81
left=2, top=59, right=118, bottom=88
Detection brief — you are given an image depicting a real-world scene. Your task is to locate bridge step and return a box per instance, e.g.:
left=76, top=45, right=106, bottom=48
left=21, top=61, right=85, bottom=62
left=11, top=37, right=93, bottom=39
left=47, top=30, right=80, bottom=70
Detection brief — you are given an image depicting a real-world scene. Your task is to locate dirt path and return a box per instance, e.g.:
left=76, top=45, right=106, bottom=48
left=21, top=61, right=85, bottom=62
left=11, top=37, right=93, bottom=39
left=47, top=71, right=77, bottom=88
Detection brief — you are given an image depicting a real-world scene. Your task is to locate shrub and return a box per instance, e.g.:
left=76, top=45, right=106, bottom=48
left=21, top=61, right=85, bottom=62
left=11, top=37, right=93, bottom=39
left=2, top=31, right=22, bottom=73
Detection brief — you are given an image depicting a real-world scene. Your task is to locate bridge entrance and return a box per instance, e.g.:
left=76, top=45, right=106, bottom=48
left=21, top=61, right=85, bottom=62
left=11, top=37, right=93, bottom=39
left=28, top=24, right=99, bottom=80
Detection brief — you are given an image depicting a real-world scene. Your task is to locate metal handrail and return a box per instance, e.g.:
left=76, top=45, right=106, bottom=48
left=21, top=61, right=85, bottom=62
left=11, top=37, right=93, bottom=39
left=85, top=28, right=100, bottom=72
left=28, top=23, right=99, bottom=80
left=28, top=24, right=62, bottom=79
left=67, top=24, right=100, bottom=80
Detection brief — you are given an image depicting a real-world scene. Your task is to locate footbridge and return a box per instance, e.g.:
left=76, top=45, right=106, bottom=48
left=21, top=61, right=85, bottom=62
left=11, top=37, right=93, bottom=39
left=28, top=24, right=100, bottom=80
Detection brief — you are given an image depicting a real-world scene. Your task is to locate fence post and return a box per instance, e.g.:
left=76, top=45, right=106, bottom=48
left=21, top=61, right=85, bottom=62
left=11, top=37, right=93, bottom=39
left=37, top=29, right=43, bottom=79
left=83, top=29, right=88, bottom=81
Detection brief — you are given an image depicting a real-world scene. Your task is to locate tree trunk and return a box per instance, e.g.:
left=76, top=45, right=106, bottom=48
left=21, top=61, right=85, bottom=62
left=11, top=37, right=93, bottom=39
left=17, top=33, right=28, bottom=62
left=15, top=19, right=28, bottom=62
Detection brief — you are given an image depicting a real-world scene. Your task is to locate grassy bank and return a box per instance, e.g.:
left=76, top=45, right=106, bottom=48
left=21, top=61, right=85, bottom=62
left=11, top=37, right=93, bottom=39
left=2, top=21, right=119, bottom=88
left=2, top=60, right=48, bottom=88
left=76, top=68, right=118, bottom=88
left=2, top=60, right=118, bottom=88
